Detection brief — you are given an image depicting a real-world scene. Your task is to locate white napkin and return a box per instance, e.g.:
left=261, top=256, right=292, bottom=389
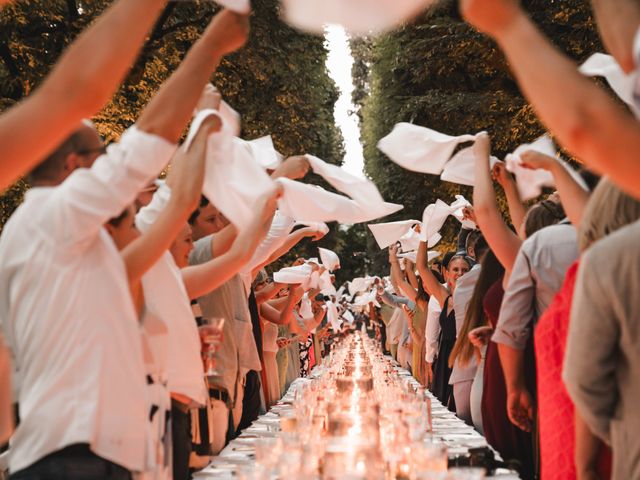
left=299, top=293, right=314, bottom=320
left=420, top=200, right=451, bottom=243
left=505, top=135, right=556, bottom=200
left=342, top=310, right=355, bottom=325
left=241, top=135, right=283, bottom=170
left=244, top=211, right=296, bottom=272
left=580, top=53, right=640, bottom=118
left=378, top=123, right=477, bottom=174
left=397, top=251, right=417, bottom=264
left=326, top=301, right=342, bottom=332
left=367, top=219, right=420, bottom=249
left=319, top=270, right=337, bottom=296
left=348, top=277, right=377, bottom=296
left=273, top=264, right=313, bottom=284
left=398, top=226, right=421, bottom=252
left=281, top=0, right=432, bottom=35
left=449, top=195, right=476, bottom=229
left=441, top=145, right=501, bottom=186
left=318, top=247, right=340, bottom=272
left=305, top=154, right=404, bottom=222
left=295, top=220, right=330, bottom=236
left=275, top=178, right=402, bottom=224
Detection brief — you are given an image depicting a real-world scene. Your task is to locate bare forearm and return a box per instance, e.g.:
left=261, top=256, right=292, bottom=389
left=575, top=411, right=605, bottom=476
left=0, top=0, right=166, bottom=189
left=550, top=162, right=591, bottom=228
left=591, top=0, right=640, bottom=72
left=182, top=247, right=248, bottom=299
left=497, top=343, right=527, bottom=392
left=495, top=12, right=640, bottom=198
left=503, top=183, right=527, bottom=236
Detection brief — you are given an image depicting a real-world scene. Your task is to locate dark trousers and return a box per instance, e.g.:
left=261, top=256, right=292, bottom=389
left=236, top=370, right=261, bottom=434
left=10, top=444, right=131, bottom=480
left=171, top=406, right=191, bottom=480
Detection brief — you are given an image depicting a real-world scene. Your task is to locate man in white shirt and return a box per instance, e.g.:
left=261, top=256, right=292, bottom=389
left=0, top=10, right=248, bottom=479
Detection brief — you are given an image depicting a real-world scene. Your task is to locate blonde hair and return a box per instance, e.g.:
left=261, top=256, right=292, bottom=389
left=578, top=178, right=640, bottom=251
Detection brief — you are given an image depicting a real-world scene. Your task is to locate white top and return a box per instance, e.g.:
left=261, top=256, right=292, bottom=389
left=0, top=126, right=175, bottom=473
left=449, top=265, right=482, bottom=384
left=424, top=286, right=445, bottom=363
left=136, top=184, right=207, bottom=406
left=493, top=224, right=578, bottom=350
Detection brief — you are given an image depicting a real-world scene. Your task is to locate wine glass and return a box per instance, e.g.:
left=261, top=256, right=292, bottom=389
left=199, top=316, right=224, bottom=377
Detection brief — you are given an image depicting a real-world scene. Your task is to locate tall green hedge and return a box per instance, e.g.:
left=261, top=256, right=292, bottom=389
left=358, top=0, right=603, bottom=273
left=0, top=0, right=352, bottom=274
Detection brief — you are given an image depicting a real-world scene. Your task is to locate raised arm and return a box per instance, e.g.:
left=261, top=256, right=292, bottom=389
left=591, top=0, right=640, bottom=72
left=260, top=285, right=305, bottom=326
left=389, top=244, right=418, bottom=302
left=0, top=0, right=167, bottom=190
left=182, top=188, right=279, bottom=299
left=472, top=132, right=522, bottom=272
left=136, top=9, right=248, bottom=142
left=252, top=226, right=326, bottom=275
left=416, top=241, right=449, bottom=308
left=121, top=114, right=217, bottom=285
left=492, top=162, right=527, bottom=238
left=461, top=0, right=640, bottom=199
left=520, top=151, right=591, bottom=228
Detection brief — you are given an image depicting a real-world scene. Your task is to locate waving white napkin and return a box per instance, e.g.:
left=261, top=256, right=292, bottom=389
left=239, top=135, right=283, bottom=170
left=319, top=270, right=337, bottom=296
left=342, top=310, right=355, bottom=325
left=580, top=52, right=640, bottom=118
left=398, top=226, right=421, bottom=252
left=397, top=251, right=418, bottom=264
left=319, top=247, right=340, bottom=272
left=244, top=211, right=296, bottom=273
left=275, top=177, right=402, bottom=224
left=378, top=123, right=477, bottom=174
left=441, top=145, right=501, bottom=186
left=299, top=293, right=314, bottom=320
left=273, top=264, right=313, bottom=284
left=449, top=195, right=476, bottom=230
left=367, top=220, right=420, bottom=249
left=281, top=0, right=432, bottom=35
left=505, top=135, right=556, bottom=200
left=420, top=200, right=451, bottom=243
left=326, top=301, right=342, bottom=332
left=295, top=220, right=330, bottom=236
left=348, top=277, right=378, bottom=296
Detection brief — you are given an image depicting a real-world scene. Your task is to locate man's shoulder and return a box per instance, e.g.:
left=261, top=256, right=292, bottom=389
left=584, top=220, right=640, bottom=267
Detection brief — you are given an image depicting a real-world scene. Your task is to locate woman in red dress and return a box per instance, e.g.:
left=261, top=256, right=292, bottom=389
left=535, top=179, right=640, bottom=479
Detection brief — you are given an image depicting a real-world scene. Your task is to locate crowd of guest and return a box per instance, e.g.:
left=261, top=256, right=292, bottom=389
left=1, top=0, right=640, bottom=479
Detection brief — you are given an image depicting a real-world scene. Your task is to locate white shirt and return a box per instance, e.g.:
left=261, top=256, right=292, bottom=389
left=424, top=286, right=445, bottom=363
left=493, top=224, right=578, bottom=350
left=0, top=127, right=175, bottom=473
left=449, top=265, right=481, bottom=384
left=136, top=184, right=207, bottom=406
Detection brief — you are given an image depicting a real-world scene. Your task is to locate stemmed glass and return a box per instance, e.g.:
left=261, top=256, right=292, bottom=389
left=199, top=316, right=224, bottom=377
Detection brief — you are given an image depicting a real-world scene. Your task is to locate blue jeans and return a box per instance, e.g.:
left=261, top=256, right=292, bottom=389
left=10, top=444, right=131, bottom=480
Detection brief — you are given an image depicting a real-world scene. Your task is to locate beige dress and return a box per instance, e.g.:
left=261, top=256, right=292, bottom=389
left=262, top=320, right=281, bottom=408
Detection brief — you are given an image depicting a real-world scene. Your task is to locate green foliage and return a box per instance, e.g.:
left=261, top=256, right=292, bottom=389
left=358, top=0, right=602, bottom=273
left=0, top=0, right=344, bottom=258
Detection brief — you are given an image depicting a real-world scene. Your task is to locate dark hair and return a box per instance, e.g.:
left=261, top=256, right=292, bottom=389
left=441, top=251, right=456, bottom=270
left=471, top=234, right=488, bottom=260
left=523, top=199, right=565, bottom=238
left=188, top=195, right=210, bottom=225
left=465, top=230, right=483, bottom=256
left=447, top=254, right=472, bottom=272
left=28, top=127, right=89, bottom=183
left=578, top=168, right=600, bottom=192
left=108, top=207, right=131, bottom=227
left=449, top=249, right=505, bottom=368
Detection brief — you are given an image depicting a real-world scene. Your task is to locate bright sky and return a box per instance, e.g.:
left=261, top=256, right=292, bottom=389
left=324, top=25, right=366, bottom=178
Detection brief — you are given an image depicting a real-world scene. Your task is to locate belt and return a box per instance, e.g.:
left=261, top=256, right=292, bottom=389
left=209, top=388, right=229, bottom=404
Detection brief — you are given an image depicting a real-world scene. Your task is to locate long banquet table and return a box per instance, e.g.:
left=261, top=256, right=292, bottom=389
left=194, top=354, right=520, bottom=479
